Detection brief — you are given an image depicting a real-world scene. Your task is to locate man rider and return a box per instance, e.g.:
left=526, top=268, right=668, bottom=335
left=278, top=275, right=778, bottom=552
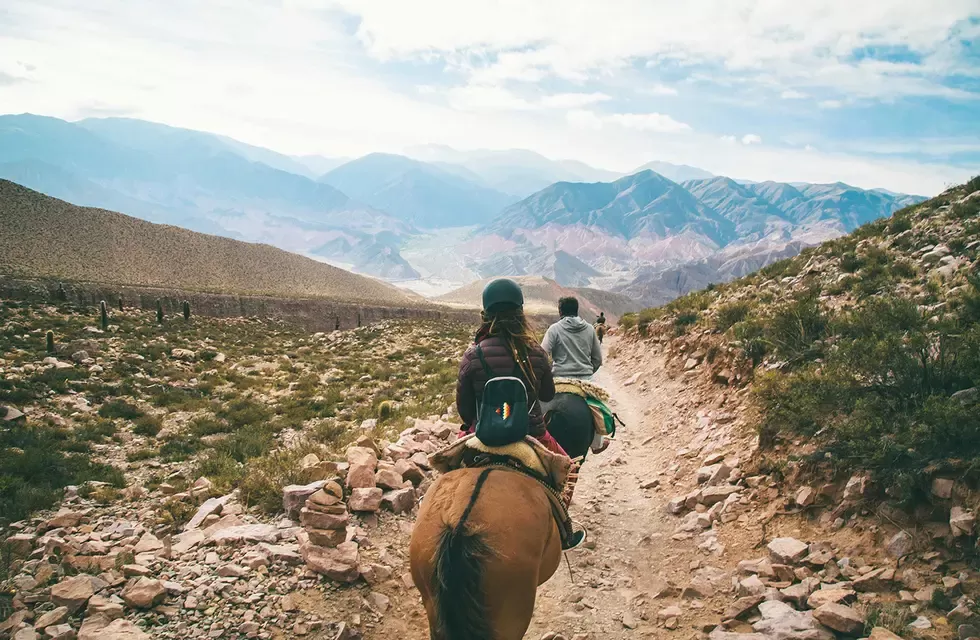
left=542, top=297, right=602, bottom=381
left=541, top=297, right=608, bottom=454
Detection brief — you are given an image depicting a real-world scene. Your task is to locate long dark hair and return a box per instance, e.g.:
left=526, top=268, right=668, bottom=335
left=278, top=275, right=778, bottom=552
left=477, top=306, right=539, bottom=391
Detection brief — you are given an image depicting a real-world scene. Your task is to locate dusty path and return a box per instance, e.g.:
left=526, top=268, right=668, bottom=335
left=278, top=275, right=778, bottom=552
left=524, top=335, right=738, bottom=639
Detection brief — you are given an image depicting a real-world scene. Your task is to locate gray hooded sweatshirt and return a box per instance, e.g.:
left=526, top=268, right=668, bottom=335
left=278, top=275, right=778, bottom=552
left=541, top=316, right=603, bottom=378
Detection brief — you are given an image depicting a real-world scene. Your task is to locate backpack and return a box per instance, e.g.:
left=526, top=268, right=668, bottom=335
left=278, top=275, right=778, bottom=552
left=474, top=343, right=531, bottom=447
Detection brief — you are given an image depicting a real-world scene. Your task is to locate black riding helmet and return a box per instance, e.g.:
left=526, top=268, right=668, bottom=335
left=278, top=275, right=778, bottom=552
left=482, top=278, right=524, bottom=313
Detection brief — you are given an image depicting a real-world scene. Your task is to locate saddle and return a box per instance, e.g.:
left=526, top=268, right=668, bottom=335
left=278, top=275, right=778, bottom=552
left=552, top=377, right=624, bottom=438
left=430, top=434, right=580, bottom=548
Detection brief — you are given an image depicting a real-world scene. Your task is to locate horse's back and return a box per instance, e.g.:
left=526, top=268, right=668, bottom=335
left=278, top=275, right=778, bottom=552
left=410, top=468, right=562, bottom=639
left=544, top=392, right=594, bottom=459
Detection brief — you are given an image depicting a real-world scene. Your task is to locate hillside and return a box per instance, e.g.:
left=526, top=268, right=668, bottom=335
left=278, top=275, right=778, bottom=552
left=0, top=180, right=419, bottom=305
left=623, top=176, right=980, bottom=495
left=436, top=275, right=638, bottom=321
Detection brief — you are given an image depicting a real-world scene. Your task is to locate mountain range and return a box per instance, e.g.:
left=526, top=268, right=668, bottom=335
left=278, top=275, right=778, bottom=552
left=0, top=113, right=927, bottom=305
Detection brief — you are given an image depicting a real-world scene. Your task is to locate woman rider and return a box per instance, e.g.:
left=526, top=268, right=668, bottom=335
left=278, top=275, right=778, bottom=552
left=455, top=278, right=566, bottom=456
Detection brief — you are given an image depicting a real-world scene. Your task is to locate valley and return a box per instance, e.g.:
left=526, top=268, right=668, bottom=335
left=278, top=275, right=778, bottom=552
left=0, top=115, right=924, bottom=308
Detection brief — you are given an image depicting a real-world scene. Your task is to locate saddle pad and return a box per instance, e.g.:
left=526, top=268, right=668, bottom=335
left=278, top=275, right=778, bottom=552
left=430, top=434, right=572, bottom=491
left=553, top=377, right=611, bottom=402
left=464, top=438, right=547, bottom=476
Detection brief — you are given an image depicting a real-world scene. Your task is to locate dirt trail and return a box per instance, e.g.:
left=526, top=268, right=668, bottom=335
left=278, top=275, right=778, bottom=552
left=524, top=335, right=744, bottom=639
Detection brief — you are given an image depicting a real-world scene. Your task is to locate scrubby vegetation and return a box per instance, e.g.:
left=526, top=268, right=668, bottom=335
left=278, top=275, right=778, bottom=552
left=625, top=177, right=980, bottom=501
left=0, top=300, right=470, bottom=523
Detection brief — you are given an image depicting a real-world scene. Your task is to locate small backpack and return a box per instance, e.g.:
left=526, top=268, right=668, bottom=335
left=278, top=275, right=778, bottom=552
left=474, top=343, right=531, bottom=447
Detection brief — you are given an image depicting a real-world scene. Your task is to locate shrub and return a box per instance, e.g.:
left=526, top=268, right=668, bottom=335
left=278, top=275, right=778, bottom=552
left=888, top=215, right=913, bottom=234
left=99, top=400, right=145, bottom=420
left=132, top=415, right=163, bottom=437
left=765, top=292, right=827, bottom=362
left=238, top=446, right=320, bottom=514
left=714, top=301, right=751, bottom=331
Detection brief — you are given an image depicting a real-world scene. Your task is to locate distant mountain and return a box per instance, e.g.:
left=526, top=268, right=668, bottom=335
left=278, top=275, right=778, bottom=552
left=436, top=275, right=638, bottom=321
left=291, top=154, right=349, bottom=177
left=404, top=145, right=621, bottom=197
left=0, top=180, right=417, bottom=305
left=489, top=170, right=734, bottom=244
left=320, top=153, right=516, bottom=228
left=633, top=161, right=714, bottom=183
left=0, top=114, right=411, bottom=279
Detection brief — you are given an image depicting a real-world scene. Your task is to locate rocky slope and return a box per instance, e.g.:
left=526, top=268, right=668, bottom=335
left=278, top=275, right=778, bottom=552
left=0, top=181, right=417, bottom=305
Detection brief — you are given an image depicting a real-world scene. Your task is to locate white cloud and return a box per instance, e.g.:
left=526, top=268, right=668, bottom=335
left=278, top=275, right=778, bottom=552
left=607, top=112, right=692, bottom=133
left=567, top=110, right=692, bottom=133
left=539, top=92, right=612, bottom=108
left=335, top=0, right=979, bottom=99
left=780, top=90, right=808, bottom=99
left=818, top=99, right=843, bottom=109
left=742, top=134, right=762, bottom=145
left=640, top=83, right=679, bottom=96
left=720, top=135, right=737, bottom=144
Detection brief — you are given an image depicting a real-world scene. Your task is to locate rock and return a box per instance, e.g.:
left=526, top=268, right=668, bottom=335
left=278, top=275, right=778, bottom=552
left=258, top=542, right=302, bottom=564
left=709, top=631, right=766, bottom=640
left=382, top=487, right=416, bottom=514
left=298, top=536, right=360, bottom=582
left=951, top=506, right=976, bottom=537
left=364, top=591, right=390, bottom=613
left=886, top=530, right=914, bottom=558
left=737, top=575, right=766, bottom=597
left=952, top=387, right=979, bottom=407
left=45, top=624, right=75, bottom=640
left=170, top=529, right=206, bottom=555
left=217, top=564, right=248, bottom=578
left=184, top=495, right=232, bottom=530
left=868, top=628, right=902, bottom=640
left=843, top=474, right=868, bottom=501
left=724, top=596, right=764, bottom=620
left=34, top=607, right=70, bottom=630
left=394, top=459, right=425, bottom=486
left=83, top=618, right=148, bottom=640
left=13, top=628, right=38, bottom=640
left=700, top=485, right=740, bottom=506
left=346, top=446, right=378, bottom=468
left=908, top=616, right=932, bottom=631
left=753, top=601, right=833, bottom=640
left=121, top=577, right=166, bottom=608
left=959, top=624, right=980, bottom=640
left=767, top=537, right=809, bottom=564
left=85, top=595, right=124, bottom=620
left=346, top=463, right=377, bottom=489
left=932, top=477, right=955, bottom=499
left=307, top=528, right=347, bottom=548
left=807, top=588, right=856, bottom=609
left=348, top=487, right=383, bottom=512
left=170, top=348, right=196, bottom=361
left=51, top=575, right=95, bottom=613
left=780, top=578, right=819, bottom=608
left=813, top=603, right=864, bottom=635
left=132, top=533, right=163, bottom=554
left=795, top=486, right=816, bottom=507
left=4, top=533, right=35, bottom=556
left=283, top=481, right=326, bottom=519
left=667, top=497, right=686, bottom=515
left=210, top=524, right=279, bottom=545
left=375, top=468, right=405, bottom=490
left=300, top=507, right=348, bottom=530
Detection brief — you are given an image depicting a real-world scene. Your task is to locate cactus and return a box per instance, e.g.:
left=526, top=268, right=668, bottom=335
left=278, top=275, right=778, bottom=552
left=156, top=299, right=164, bottom=324
left=377, top=400, right=394, bottom=421
left=56, top=283, right=67, bottom=301
left=46, top=330, right=55, bottom=354
left=182, top=300, right=191, bottom=321
left=100, top=300, right=109, bottom=331
left=118, top=296, right=124, bottom=312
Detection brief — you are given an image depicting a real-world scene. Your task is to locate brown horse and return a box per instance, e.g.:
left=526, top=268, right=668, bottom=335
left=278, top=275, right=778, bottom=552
left=595, top=323, right=607, bottom=344
left=410, top=466, right=562, bottom=640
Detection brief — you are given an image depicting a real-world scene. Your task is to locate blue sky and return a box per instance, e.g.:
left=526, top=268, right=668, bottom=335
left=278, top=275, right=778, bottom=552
left=0, top=0, right=978, bottom=194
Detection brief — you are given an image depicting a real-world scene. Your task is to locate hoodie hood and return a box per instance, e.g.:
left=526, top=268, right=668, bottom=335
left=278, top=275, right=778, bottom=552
left=558, top=316, right=590, bottom=332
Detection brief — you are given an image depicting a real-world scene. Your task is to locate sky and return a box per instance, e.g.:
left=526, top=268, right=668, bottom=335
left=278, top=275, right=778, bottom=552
left=1, top=0, right=978, bottom=195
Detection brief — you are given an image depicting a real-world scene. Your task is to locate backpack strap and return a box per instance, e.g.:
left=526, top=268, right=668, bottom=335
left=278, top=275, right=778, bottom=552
left=475, top=344, right=494, bottom=378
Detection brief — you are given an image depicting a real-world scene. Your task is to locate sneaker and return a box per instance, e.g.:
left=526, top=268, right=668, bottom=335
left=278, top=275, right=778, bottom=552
left=563, top=528, right=587, bottom=550
left=591, top=437, right=610, bottom=454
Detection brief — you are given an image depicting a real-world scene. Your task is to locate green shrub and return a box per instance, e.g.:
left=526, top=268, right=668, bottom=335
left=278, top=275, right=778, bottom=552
left=714, top=301, right=751, bottom=331
left=888, top=215, right=913, bottom=234
left=765, top=292, right=827, bottom=362
left=238, top=446, right=320, bottom=514
left=132, top=415, right=163, bottom=437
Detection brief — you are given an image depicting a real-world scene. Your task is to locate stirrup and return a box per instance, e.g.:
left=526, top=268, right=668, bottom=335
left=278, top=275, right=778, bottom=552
left=563, top=524, right=588, bottom=551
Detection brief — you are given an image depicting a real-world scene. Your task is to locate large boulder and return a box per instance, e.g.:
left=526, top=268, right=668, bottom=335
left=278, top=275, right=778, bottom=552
left=50, top=575, right=95, bottom=613
left=767, top=537, right=809, bottom=564
left=348, top=488, right=383, bottom=513
left=121, top=577, right=166, bottom=609
left=382, top=488, right=416, bottom=514
left=812, top=603, right=865, bottom=635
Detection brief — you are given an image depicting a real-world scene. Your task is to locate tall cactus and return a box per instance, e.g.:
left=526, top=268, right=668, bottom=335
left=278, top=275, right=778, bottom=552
left=46, top=330, right=55, bottom=354
left=156, top=299, right=164, bottom=324
left=118, top=296, right=124, bottom=312
left=182, top=300, right=191, bottom=321
left=100, top=300, right=109, bottom=331
left=56, top=283, right=67, bottom=301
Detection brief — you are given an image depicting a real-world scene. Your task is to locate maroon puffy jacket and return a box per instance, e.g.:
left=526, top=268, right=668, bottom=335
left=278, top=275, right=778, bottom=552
left=456, top=336, right=556, bottom=437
